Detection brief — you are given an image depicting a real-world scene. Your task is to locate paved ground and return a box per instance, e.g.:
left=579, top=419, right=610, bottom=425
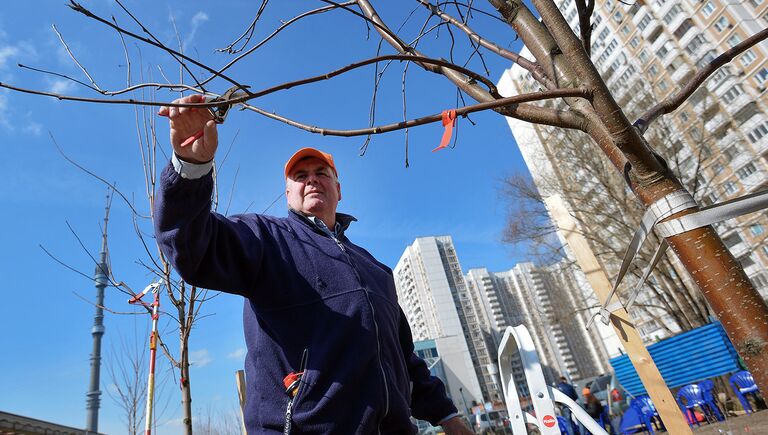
left=645, top=409, right=768, bottom=434
left=688, top=409, right=768, bottom=434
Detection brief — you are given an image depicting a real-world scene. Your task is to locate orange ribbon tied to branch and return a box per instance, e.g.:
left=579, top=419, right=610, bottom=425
left=432, top=109, right=457, bottom=152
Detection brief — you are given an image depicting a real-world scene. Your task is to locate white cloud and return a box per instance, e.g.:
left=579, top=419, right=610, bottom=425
left=227, top=347, right=246, bottom=360
left=48, top=79, right=75, bottom=95
left=181, top=11, right=209, bottom=51
left=190, top=349, right=212, bottom=368
left=0, top=93, right=12, bottom=132
left=0, top=45, right=19, bottom=70
left=191, top=11, right=209, bottom=27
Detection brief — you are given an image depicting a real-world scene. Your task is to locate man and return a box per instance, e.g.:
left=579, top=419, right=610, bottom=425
left=154, top=94, right=473, bottom=434
left=555, top=376, right=577, bottom=435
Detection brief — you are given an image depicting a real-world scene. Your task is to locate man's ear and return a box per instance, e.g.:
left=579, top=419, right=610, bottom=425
left=337, top=182, right=342, bottom=201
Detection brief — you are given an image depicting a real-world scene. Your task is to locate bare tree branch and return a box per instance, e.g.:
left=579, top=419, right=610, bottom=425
left=418, top=0, right=555, bottom=89
left=243, top=87, right=589, bottom=136
left=635, top=27, right=768, bottom=133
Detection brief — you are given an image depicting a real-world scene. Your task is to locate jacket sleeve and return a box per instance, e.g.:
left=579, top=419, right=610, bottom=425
left=153, top=162, right=264, bottom=296
left=397, top=308, right=458, bottom=425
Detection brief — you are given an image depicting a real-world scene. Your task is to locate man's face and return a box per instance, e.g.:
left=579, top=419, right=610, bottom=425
left=286, top=157, right=341, bottom=219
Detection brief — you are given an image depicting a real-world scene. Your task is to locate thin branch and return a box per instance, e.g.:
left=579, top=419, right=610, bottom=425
left=73, top=291, right=144, bottom=315
left=634, top=27, right=768, bottom=133
left=5, top=54, right=499, bottom=108
left=51, top=24, right=103, bottom=92
left=242, top=87, right=589, bottom=136
left=112, top=0, right=205, bottom=92
left=573, top=0, right=595, bottom=57
left=418, top=0, right=555, bottom=89
left=48, top=132, right=146, bottom=219
left=16, top=63, right=201, bottom=96
left=39, top=244, right=94, bottom=282
left=66, top=1, right=249, bottom=94
left=216, top=0, right=270, bottom=54
left=202, top=2, right=357, bottom=87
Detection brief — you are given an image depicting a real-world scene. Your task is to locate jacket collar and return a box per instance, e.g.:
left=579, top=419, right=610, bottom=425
left=288, top=209, right=357, bottom=236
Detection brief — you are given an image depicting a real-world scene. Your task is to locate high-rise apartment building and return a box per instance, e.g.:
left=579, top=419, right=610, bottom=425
left=465, top=264, right=612, bottom=385
left=498, top=0, right=768, bottom=341
left=394, top=236, right=502, bottom=405
left=395, top=236, right=619, bottom=413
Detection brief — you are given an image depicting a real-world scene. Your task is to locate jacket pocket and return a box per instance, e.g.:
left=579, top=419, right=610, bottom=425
left=283, top=348, right=309, bottom=435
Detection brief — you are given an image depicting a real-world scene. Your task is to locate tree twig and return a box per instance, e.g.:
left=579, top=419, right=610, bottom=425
left=634, top=27, right=768, bottom=133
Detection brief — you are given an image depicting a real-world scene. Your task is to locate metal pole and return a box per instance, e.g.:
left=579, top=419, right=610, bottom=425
left=129, top=282, right=161, bottom=435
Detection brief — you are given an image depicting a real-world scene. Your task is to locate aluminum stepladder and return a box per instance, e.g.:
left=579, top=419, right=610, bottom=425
left=498, top=324, right=609, bottom=435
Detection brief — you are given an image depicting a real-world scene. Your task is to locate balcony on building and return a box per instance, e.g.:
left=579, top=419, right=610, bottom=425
left=741, top=167, right=768, bottom=194
left=727, top=94, right=756, bottom=118
left=705, top=112, right=731, bottom=136
left=690, top=89, right=718, bottom=117
left=642, top=20, right=663, bottom=41
left=670, top=61, right=693, bottom=84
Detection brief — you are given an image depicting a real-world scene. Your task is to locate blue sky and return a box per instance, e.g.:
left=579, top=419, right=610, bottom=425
left=0, top=1, right=535, bottom=433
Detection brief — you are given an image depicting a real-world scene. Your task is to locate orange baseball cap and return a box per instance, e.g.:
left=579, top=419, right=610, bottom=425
left=284, top=147, right=337, bottom=178
left=582, top=387, right=591, bottom=395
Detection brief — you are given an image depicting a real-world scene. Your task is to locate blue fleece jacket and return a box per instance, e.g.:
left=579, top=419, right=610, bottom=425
left=154, top=163, right=457, bottom=434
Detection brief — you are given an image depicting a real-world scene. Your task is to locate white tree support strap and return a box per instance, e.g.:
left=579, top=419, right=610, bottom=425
left=587, top=189, right=768, bottom=329
left=586, top=191, right=697, bottom=329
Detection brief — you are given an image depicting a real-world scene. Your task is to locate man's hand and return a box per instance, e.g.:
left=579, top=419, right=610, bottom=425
left=441, top=416, right=474, bottom=434
left=158, top=94, right=218, bottom=164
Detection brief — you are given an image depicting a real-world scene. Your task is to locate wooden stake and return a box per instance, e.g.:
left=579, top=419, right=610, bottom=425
left=545, top=194, right=692, bottom=435
left=236, top=370, right=247, bottom=435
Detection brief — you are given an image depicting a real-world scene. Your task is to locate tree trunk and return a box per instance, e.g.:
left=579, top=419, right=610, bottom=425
left=181, top=335, right=193, bottom=435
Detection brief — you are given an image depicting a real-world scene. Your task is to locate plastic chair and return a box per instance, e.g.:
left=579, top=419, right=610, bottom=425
left=677, top=384, right=719, bottom=426
left=697, top=380, right=724, bottom=421
left=730, top=371, right=760, bottom=414
left=630, top=395, right=663, bottom=434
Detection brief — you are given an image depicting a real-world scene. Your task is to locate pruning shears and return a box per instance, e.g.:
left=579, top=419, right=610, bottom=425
left=128, top=281, right=161, bottom=306
left=177, top=85, right=247, bottom=147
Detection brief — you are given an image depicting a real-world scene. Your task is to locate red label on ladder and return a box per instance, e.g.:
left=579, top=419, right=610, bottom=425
left=543, top=415, right=556, bottom=428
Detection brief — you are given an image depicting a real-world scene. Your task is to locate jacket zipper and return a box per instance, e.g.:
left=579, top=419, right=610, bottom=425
left=329, top=232, right=390, bottom=427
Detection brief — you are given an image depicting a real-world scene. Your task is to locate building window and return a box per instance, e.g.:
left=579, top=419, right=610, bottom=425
left=722, top=85, right=744, bottom=104
left=723, top=181, right=738, bottom=195
left=736, top=163, right=757, bottom=180
left=598, top=27, right=611, bottom=42
left=723, top=232, right=744, bottom=248
left=674, top=19, right=695, bottom=39
left=639, top=50, right=650, bottom=63
left=686, top=34, right=709, bottom=55
left=739, top=255, right=756, bottom=269
left=749, top=0, right=764, bottom=8
left=663, top=5, right=684, bottom=25
left=656, top=43, right=670, bottom=59
left=710, top=66, right=732, bottom=88
left=710, top=161, right=724, bottom=174
left=727, top=34, right=742, bottom=48
left=741, top=50, right=757, bottom=68
left=679, top=111, right=690, bottom=123
left=755, top=68, right=768, bottom=87
left=701, top=1, right=716, bottom=17
left=649, top=64, right=659, bottom=76
left=621, top=25, right=631, bottom=36
left=713, top=16, right=731, bottom=32
left=658, top=80, right=669, bottom=92
left=613, top=11, right=623, bottom=23
left=630, top=37, right=640, bottom=48
left=750, top=224, right=765, bottom=236
left=638, top=13, right=652, bottom=31
left=747, top=122, right=768, bottom=143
